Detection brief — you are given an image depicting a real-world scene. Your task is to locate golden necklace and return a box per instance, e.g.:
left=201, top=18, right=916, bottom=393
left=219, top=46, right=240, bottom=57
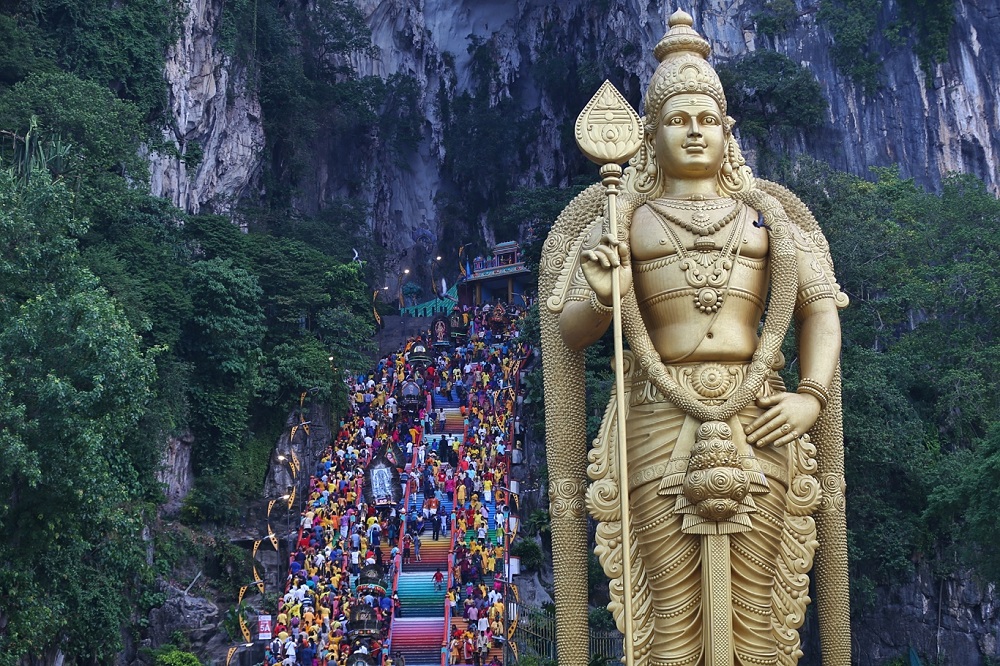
left=650, top=204, right=746, bottom=313
left=648, top=198, right=741, bottom=236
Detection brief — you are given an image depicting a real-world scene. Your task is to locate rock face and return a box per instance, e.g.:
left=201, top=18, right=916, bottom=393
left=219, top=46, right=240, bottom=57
left=143, top=583, right=222, bottom=658
left=338, top=0, right=1000, bottom=261
left=849, top=567, right=1000, bottom=665
left=263, top=404, right=333, bottom=505
left=157, top=432, right=194, bottom=516
left=148, top=0, right=999, bottom=252
left=148, top=0, right=264, bottom=215
left=794, top=564, right=1000, bottom=664
left=745, top=0, right=1000, bottom=193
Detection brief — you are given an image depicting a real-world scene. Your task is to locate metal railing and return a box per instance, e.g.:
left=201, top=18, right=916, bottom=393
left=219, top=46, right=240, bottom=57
left=509, top=604, right=624, bottom=664
left=384, top=433, right=422, bottom=664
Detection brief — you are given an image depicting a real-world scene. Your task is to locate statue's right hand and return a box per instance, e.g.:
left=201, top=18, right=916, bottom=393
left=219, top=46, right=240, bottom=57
left=580, top=231, right=632, bottom=308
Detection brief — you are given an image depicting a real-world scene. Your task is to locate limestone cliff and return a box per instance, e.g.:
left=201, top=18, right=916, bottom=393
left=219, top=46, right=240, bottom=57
left=156, top=432, right=194, bottom=516
left=149, top=0, right=264, bottom=215
left=341, top=0, right=1000, bottom=261
left=148, top=0, right=998, bottom=255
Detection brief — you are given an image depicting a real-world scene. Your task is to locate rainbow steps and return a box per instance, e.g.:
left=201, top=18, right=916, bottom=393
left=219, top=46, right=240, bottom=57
left=389, top=617, right=444, bottom=665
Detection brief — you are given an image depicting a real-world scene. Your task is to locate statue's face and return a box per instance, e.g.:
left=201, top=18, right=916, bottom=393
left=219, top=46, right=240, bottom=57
left=654, top=92, right=727, bottom=181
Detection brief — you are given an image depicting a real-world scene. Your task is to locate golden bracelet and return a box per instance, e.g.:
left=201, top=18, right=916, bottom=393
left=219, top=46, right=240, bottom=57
left=797, top=378, right=830, bottom=410
left=589, top=291, right=614, bottom=316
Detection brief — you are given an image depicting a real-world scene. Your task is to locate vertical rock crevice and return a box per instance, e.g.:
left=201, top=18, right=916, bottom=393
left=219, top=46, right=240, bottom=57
left=149, top=0, right=264, bottom=215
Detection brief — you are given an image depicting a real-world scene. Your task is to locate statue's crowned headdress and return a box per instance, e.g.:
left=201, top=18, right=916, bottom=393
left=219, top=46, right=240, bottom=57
left=626, top=9, right=753, bottom=196
left=645, top=9, right=727, bottom=122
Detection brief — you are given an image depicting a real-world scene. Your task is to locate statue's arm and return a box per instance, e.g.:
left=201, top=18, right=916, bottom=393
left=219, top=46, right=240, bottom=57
left=795, top=298, right=841, bottom=391
left=558, top=298, right=612, bottom=351
left=793, top=223, right=842, bottom=390
left=557, top=209, right=636, bottom=351
left=746, top=228, right=842, bottom=447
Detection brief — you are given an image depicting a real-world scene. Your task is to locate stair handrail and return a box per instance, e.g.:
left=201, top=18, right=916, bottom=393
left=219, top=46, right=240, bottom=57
left=441, top=495, right=460, bottom=666
left=385, top=426, right=423, bottom=663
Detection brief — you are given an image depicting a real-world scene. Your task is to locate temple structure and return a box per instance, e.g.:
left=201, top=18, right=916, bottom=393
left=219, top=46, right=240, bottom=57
left=458, top=241, right=531, bottom=307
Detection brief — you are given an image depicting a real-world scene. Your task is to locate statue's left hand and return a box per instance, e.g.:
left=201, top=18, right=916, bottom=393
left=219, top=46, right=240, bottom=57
left=744, top=392, right=822, bottom=447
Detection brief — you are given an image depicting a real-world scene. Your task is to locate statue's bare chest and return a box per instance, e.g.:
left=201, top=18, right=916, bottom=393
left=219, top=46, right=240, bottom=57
left=630, top=201, right=768, bottom=262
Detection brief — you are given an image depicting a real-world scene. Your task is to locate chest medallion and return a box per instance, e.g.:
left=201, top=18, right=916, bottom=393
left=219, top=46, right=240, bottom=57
left=648, top=201, right=747, bottom=314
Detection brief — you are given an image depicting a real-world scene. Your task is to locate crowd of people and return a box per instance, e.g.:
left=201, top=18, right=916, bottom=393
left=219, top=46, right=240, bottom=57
left=264, top=303, right=530, bottom=666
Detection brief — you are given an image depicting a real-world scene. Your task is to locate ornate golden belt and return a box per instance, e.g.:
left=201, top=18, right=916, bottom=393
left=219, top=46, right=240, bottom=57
left=629, top=362, right=763, bottom=406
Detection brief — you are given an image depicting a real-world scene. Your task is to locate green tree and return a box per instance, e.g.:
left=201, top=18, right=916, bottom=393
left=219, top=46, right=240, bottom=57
left=780, top=159, right=1000, bottom=592
left=0, top=166, right=155, bottom=664
left=0, top=0, right=180, bottom=120
left=817, top=0, right=881, bottom=92
left=153, top=646, right=202, bottom=666
left=717, top=50, right=827, bottom=142
left=183, top=258, right=265, bottom=473
left=0, top=70, right=148, bottom=221
left=0, top=15, right=57, bottom=88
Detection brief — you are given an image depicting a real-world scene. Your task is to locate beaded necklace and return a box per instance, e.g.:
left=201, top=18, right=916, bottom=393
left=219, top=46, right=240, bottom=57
left=649, top=203, right=746, bottom=314
left=648, top=198, right=741, bottom=236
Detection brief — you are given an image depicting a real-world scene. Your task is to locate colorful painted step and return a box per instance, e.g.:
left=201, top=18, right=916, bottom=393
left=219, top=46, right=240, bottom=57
left=388, top=616, right=444, bottom=664
left=395, top=572, right=447, bottom=615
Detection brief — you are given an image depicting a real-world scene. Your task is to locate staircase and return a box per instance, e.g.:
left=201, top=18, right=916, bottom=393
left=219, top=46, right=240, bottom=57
left=390, top=418, right=458, bottom=666
left=387, top=351, right=517, bottom=666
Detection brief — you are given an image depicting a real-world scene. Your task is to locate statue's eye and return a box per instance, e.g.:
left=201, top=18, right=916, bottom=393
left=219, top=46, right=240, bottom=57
left=703, top=116, right=718, bottom=124
left=669, top=116, right=684, bottom=125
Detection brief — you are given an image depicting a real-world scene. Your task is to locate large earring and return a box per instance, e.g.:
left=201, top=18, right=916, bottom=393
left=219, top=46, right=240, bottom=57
left=623, top=122, right=659, bottom=196
left=717, top=127, right=755, bottom=196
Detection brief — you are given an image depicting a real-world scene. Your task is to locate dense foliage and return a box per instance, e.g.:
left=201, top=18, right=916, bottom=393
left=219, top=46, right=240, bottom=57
left=717, top=50, right=827, bottom=142
left=0, top=0, right=180, bottom=121
left=0, top=161, right=157, bottom=666
left=0, top=5, right=377, bottom=660
left=752, top=0, right=800, bottom=38
left=778, top=160, right=1000, bottom=598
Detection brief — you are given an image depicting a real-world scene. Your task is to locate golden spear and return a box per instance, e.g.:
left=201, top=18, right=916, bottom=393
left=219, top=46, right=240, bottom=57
left=575, top=80, right=643, bottom=666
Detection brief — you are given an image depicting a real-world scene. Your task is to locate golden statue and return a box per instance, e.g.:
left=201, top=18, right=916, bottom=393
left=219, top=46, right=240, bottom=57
left=539, top=11, right=851, bottom=666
